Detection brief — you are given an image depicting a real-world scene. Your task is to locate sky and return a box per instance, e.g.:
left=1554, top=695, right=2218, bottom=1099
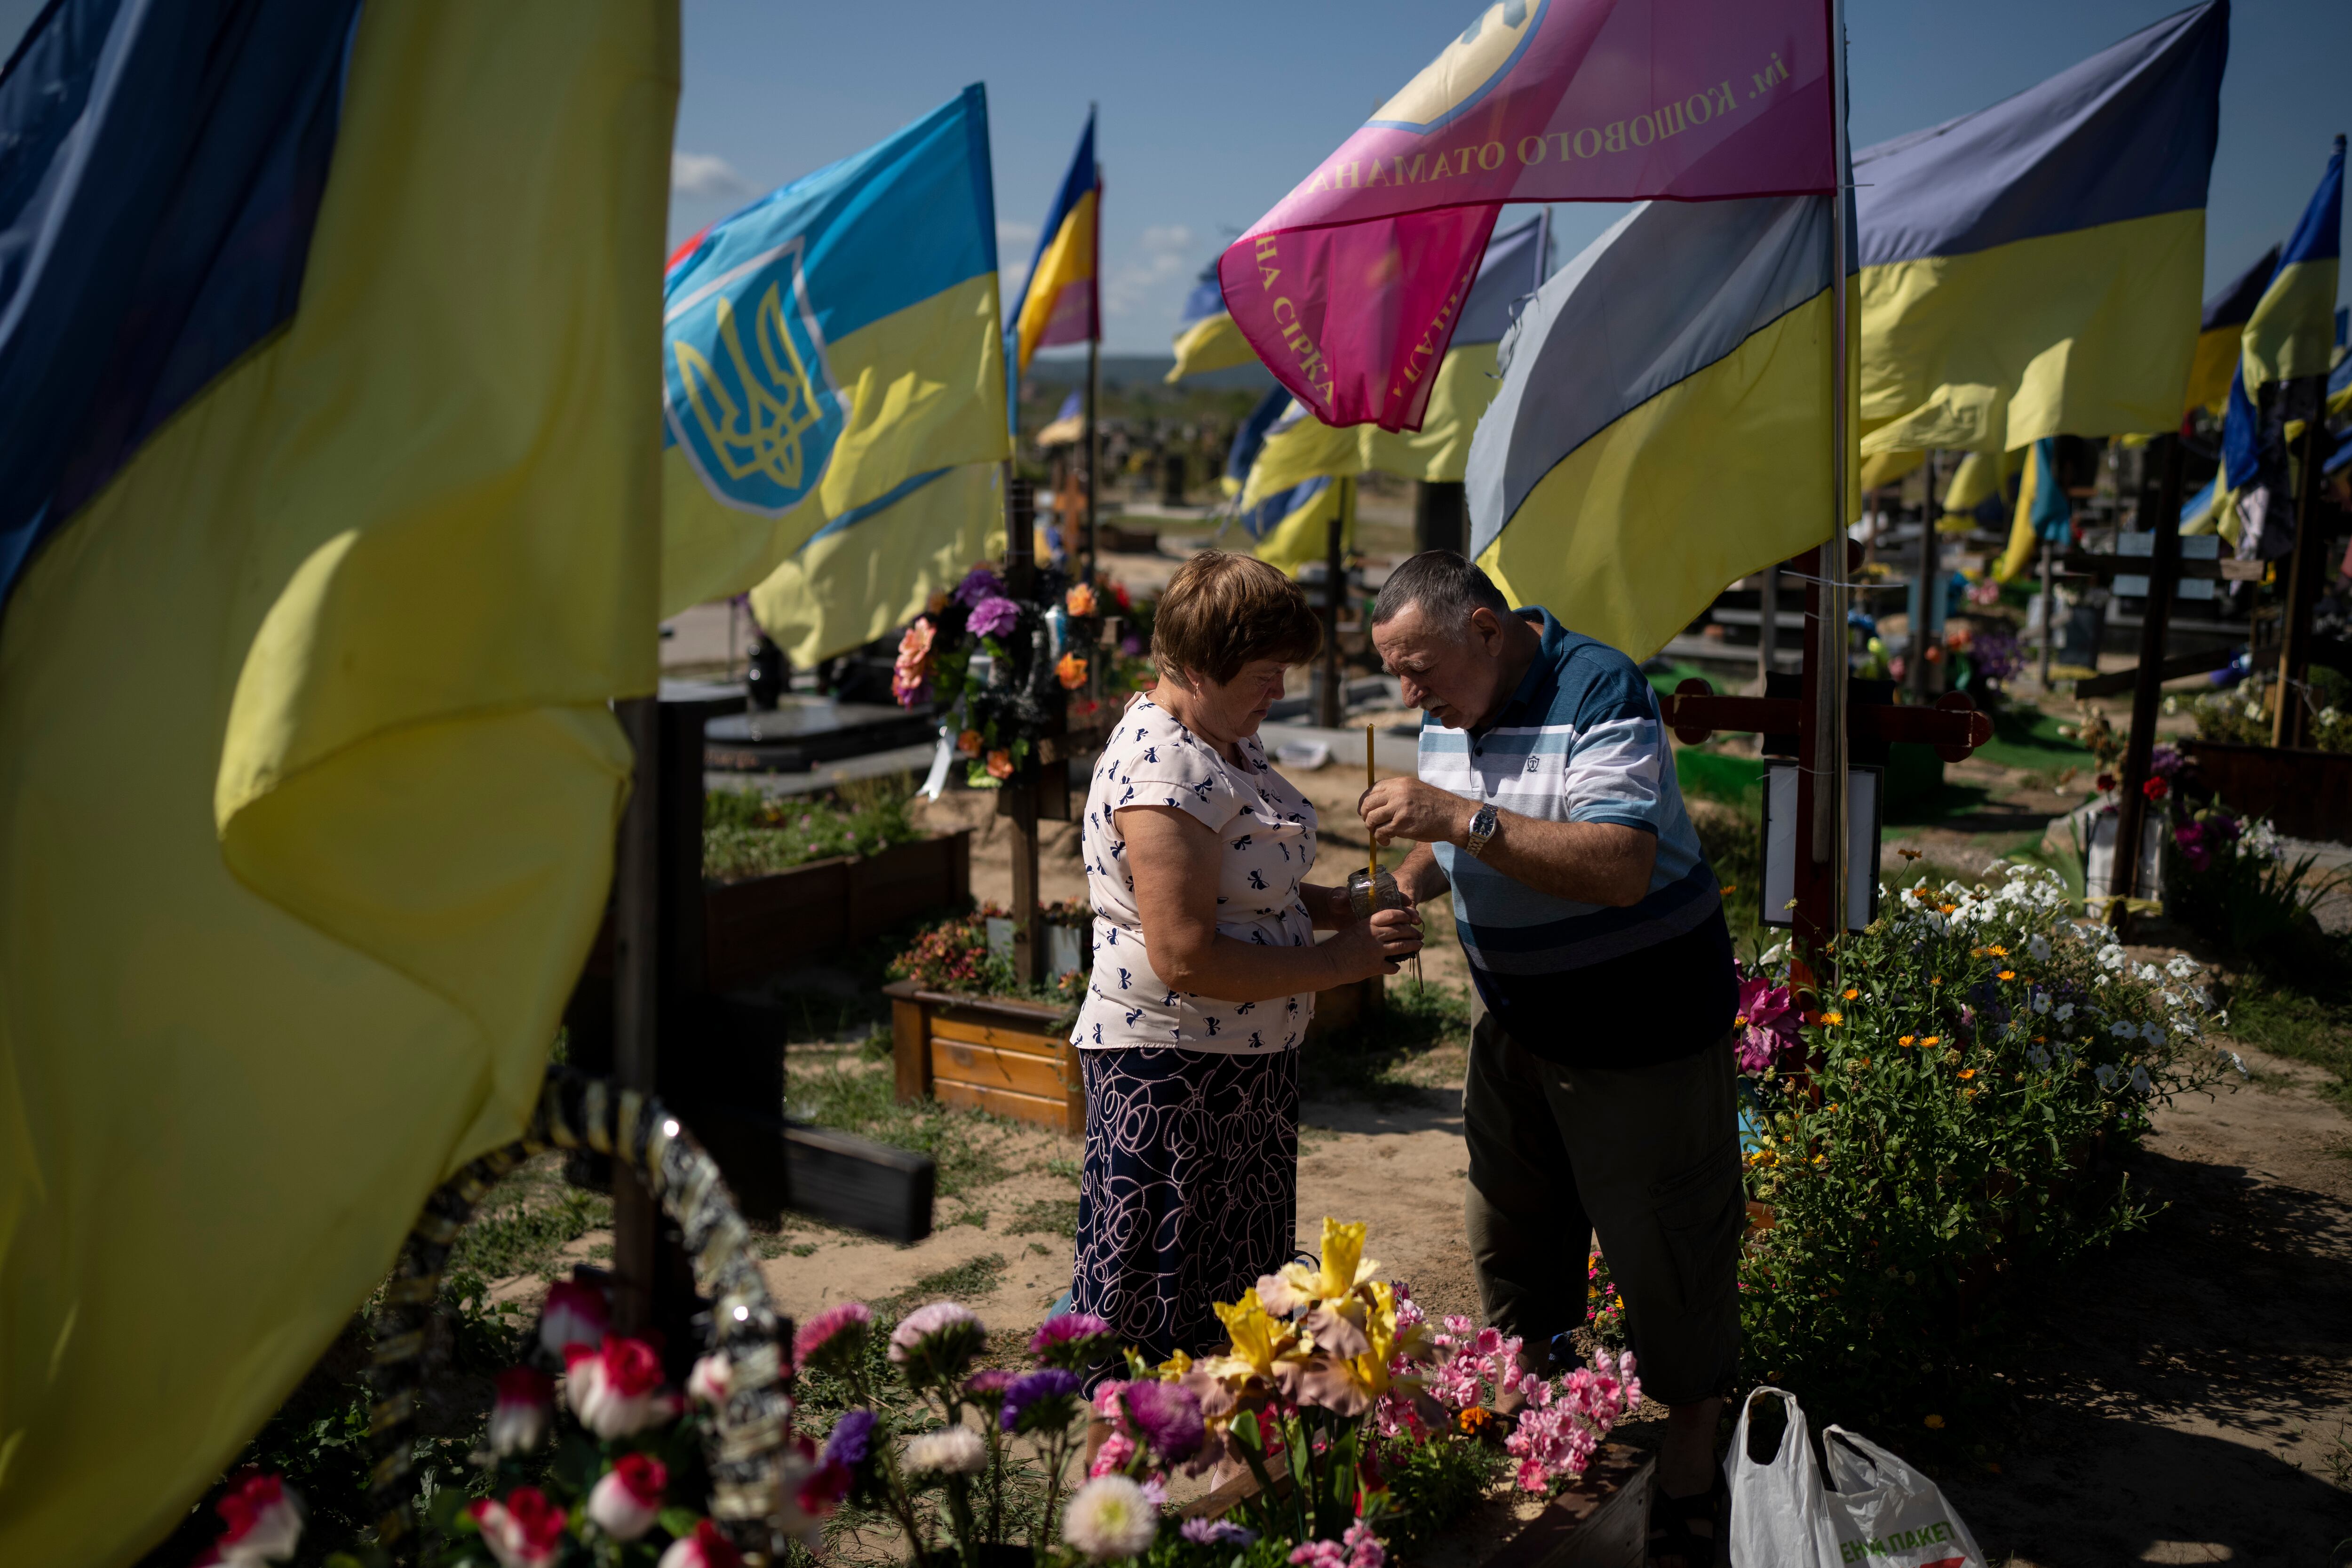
left=1, top=0, right=2344, bottom=355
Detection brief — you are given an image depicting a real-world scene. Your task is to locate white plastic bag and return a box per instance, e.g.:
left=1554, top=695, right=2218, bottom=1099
left=1818, top=1425, right=1985, bottom=1567
left=1725, top=1387, right=1839, bottom=1568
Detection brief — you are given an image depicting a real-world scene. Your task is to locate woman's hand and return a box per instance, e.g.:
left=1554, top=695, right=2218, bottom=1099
left=1319, top=906, right=1424, bottom=983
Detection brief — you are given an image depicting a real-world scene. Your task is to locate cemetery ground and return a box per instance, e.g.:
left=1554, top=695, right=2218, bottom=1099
left=391, top=684, right=2352, bottom=1565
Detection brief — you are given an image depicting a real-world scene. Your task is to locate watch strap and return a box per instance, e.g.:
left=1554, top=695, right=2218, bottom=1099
left=1464, top=803, right=1498, bottom=860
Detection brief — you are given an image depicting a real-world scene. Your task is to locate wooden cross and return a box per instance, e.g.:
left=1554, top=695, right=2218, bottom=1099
left=1660, top=542, right=1992, bottom=950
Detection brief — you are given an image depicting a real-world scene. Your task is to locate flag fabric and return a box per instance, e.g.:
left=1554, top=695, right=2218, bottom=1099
left=1940, top=446, right=2021, bottom=527
left=1217, top=0, right=1836, bottom=432
left=1223, top=384, right=1294, bottom=497
left=1466, top=191, right=1853, bottom=662
left=1167, top=262, right=1255, bottom=382
left=2240, top=136, right=2344, bottom=390
left=2185, top=244, right=2279, bottom=413
left=1039, top=388, right=1086, bottom=446
left=0, top=2, right=673, bottom=1561
left=749, top=464, right=1004, bottom=667
left=1854, top=1, right=2229, bottom=456
left=1996, top=438, right=2071, bottom=581
left=1239, top=215, right=1549, bottom=506
left=660, top=88, right=1008, bottom=617
left=1234, top=474, right=1348, bottom=578
left=1008, top=111, right=1100, bottom=375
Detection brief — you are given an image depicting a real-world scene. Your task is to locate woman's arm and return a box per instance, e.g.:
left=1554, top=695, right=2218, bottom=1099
left=1119, top=805, right=1421, bottom=1003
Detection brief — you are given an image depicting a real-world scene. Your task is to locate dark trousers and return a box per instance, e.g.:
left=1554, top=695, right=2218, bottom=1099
left=1462, top=1013, right=1742, bottom=1408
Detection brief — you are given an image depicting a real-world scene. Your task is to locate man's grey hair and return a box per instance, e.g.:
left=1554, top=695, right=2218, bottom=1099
left=1371, top=550, right=1511, bottom=637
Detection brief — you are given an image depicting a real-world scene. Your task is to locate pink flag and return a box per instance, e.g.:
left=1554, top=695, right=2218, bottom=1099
left=1220, top=0, right=1836, bottom=430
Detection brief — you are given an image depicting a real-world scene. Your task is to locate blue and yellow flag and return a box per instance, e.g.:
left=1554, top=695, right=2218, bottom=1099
left=1234, top=474, right=1348, bottom=579
left=1167, top=262, right=1255, bottom=383
left=1854, top=2, right=2228, bottom=455
left=2186, top=244, right=2278, bottom=414
left=1996, top=439, right=2073, bottom=581
left=0, top=1, right=673, bottom=1560
left=1008, top=111, right=1099, bottom=375
left=747, top=464, right=1004, bottom=667
left=660, top=88, right=1008, bottom=617
left=1237, top=215, right=1548, bottom=507
left=1466, top=193, right=1856, bottom=661
left=2240, top=136, right=2344, bottom=390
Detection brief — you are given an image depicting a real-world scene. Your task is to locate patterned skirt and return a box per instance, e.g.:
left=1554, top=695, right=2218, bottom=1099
left=1072, top=1046, right=1299, bottom=1376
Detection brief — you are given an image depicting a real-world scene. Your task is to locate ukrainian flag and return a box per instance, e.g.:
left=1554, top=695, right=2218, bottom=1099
left=1855, top=2, right=2228, bottom=456
left=1008, top=111, right=1099, bottom=375
left=1235, top=475, right=1349, bottom=579
left=1996, top=438, right=2073, bottom=581
left=748, top=464, right=1005, bottom=667
left=2186, top=244, right=2278, bottom=414
left=2240, top=137, right=2344, bottom=390
left=1941, top=446, right=2022, bottom=530
left=1238, top=215, right=1548, bottom=507
left=660, top=88, right=1009, bottom=617
left=1466, top=193, right=1855, bottom=662
left=1167, top=262, right=1255, bottom=383
left=0, top=2, right=673, bottom=1561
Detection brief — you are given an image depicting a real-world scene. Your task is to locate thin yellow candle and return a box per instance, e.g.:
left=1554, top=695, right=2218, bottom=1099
left=1366, top=722, right=1378, bottom=893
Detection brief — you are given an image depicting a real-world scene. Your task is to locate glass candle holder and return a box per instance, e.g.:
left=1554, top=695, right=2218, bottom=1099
left=1346, top=865, right=1403, bottom=919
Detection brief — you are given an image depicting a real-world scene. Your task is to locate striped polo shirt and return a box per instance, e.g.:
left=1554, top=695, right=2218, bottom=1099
left=1422, top=608, right=1734, bottom=1066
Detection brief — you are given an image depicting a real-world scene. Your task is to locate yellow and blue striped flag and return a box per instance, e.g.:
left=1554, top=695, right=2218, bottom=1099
left=1167, top=262, right=1255, bottom=383
left=1856, top=2, right=2228, bottom=456
left=1008, top=112, right=1099, bottom=375
left=1467, top=193, right=1856, bottom=662
left=2240, top=136, right=2344, bottom=390
left=1238, top=215, right=1549, bottom=508
left=748, top=464, right=1005, bottom=666
left=1996, top=438, right=2073, bottom=581
left=660, top=88, right=1009, bottom=617
left=2185, top=244, right=2278, bottom=414
left=0, top=2, right=674, bottom=1560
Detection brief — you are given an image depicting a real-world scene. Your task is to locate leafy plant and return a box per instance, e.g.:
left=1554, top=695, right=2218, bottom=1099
left=703, top=776, right=922, bottom=883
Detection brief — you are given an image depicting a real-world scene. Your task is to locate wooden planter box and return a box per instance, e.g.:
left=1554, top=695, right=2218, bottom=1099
left=2180, top=738, right=2352, bottom=845
left=888, top=981, right=1083, bottom=1134
left=702, top=829, right=971, bottom=989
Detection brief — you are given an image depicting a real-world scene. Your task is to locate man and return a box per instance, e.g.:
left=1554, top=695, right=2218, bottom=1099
left=1358, top=552, right=1739, bottom=1568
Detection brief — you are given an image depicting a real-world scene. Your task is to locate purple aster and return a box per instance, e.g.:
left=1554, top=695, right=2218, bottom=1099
left=822, top=1408, right=876, bottom=1468
left=953, top=566, right=1003, bottom=606
left=966, top=595, right=1021, bottom=639
left=1121, top=1379, right=1205, bottom=1462
left=963, top=1367, right=1017, bottom=1409
left=999, top=1367, right=1082, bottom=1434
left=1182, top=1520, right=1257, bottom=1547
left=1029, top=1312, right=1113, bottom=1354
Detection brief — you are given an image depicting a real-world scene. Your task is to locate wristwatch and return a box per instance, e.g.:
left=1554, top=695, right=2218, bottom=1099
left=1463, top=803, right=1500, bottom=860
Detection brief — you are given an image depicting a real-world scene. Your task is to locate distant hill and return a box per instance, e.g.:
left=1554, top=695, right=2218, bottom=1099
left=1024, top=351, right=1275, bottom=394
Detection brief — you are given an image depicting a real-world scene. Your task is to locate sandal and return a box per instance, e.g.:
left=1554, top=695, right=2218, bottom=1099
left=1646, top=1473, right=1724, bottom=1568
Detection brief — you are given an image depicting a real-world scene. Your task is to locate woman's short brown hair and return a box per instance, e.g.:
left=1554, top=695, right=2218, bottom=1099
left=1151, top=550, right=1323, bottom=687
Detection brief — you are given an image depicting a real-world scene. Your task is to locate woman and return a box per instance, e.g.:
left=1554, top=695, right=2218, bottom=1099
left=1068, top=551, right=1421, bottom=1371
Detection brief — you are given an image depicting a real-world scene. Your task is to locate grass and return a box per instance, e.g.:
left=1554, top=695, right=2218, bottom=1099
left=448, top=1182, right=612, bottom=1281
left=1972, top=702, right=2096, bottom=772
left=1300, top=980, right=1475, bottom=1103
left=786, top=1046, right=1024, bottom=1202
left=1006, top=1197, right=1081, bottom=1236
left=702, top=772, right=924, bottom=883
left=2220, top=959, right=2352, bottom=1107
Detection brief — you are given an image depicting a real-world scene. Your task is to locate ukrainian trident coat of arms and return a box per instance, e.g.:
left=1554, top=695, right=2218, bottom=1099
left=662, top=235, right=844, bottom=515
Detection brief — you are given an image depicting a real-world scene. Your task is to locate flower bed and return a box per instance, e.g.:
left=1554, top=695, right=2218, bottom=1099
left=1733, top=864, right=2234, bottom=1426
left=703, top=780, right=926, bottom=883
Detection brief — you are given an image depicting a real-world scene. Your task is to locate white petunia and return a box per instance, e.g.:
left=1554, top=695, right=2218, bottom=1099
left=2111, top=1020, right=2137, bottom=1037
left=2055, top=1003, right=2075, bottom=1022
left=2166, top=954, right=2199, bottom=979
left=2026, top=1045, right=2050, bottom=1071
left=2028, top=935, right=2052, bottom=963
left=2032, top=991, right=2052, bottom=1015
left=2136, top=963, right=2161, bottom=983
left=2098, top=945, right=2128, bottom=972
left=2094, top=1063, right=2120, bottom=1090
left=2130, top=1065, right=2151, bottom=1094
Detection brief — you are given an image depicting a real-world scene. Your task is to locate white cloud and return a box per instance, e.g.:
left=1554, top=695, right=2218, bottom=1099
left=1102, top=223, right=1197, bottom=319
left=671, top=151, right=750, bottom=201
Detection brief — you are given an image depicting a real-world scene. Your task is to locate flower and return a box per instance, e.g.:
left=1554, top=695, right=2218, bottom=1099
left=1062, top=1475, right=1160, bottom=1562
left=890, top=1301, right=986, bottom=1379
left=1344, top=1519, right=1388, bottom=1568
left=1292, top=1544, right=1346, bottom=1568
left=588, top=1453, right=667, bottom=1542
left=2142, top=776, right=2169, bottom=801
left=1031, top=1310, right=1116, bottom=1366
left=564, top=1337, right=680, bottom=1439
left=1819, top=1011, right=1844, bottom=1027
left=470, top=1488, right=567, bottom=1568
left=489, top=1368, right=553, bottom=1456
left=1956, top=1069, right=1976, bottom=1081
left=956, top=728, right=983, bottom=756
left=658, top=1520, right=746, bottom=1568
left=1998, top=970, right=2015, bottom=981
left=965, top=1367, right=1017, bottom=1406
left=794, top=1302, right=872, bottom=1371
left=540, top=1279, right=610, bottom=1356
left=892, top=618, right=936, bottom=707
left=1921, top=1035, right=1941, bottom=1049
left=1123, top=1378, right=1206, bottom=1461
left=904, top=1426, right=988, bottom=1475
left=1057, top=651, right=1089, bottom=690
left=967, top=594, right=1021, bottom=638
left=1923, top=1413, right=1946, bottom=1430
left=823, top=1408, right=877, bottom=1469
left=985, top=749, right=1015, bottom=781
left=1181, top=1519, right=1257, bottom=1547
left=2130, top=1064, right=2152, bottom=1093
left=1067, top=582, right=1099, bottom=617
left=687, top=1353, right=733, bottom=1408
left=1842, top=987, right=1859, bottom=1000
left=1898, top=1035, right=1915, bottom=1047
left=199, top=1473, right=304, bottom=1566
left=1732, top=973, right=1800, bottom=1075
left=953, top=565, right=1003, bottom=606
left=1001, top=1368, right=1084, bottom=1434
left=2095, top=772, right=2117, bottom=794
left=2028, top=935, right=2052, bottom=962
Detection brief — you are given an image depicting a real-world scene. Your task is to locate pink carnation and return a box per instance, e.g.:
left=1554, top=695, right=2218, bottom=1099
left=793, top=1301, right=872, bottom=1366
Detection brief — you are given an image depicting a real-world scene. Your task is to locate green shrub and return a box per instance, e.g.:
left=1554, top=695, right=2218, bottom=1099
left=1740, top=864, right=2231, bottom=1428
left=702, top=774, right=922, bottom=882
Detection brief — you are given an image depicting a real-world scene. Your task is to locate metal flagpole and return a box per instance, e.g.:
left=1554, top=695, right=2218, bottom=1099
left=1813, top=0, right=1853, bottom=949
left=1082, top=106, right=1101, bottom=584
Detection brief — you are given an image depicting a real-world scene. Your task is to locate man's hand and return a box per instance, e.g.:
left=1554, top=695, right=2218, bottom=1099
left=1359, top=777, right=1473, bottom=847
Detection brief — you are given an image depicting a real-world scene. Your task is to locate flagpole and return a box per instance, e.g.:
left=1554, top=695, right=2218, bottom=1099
left=1815, top=0, right=1852, bottom=948
left=1083, top=105, right=1101, bottom=584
